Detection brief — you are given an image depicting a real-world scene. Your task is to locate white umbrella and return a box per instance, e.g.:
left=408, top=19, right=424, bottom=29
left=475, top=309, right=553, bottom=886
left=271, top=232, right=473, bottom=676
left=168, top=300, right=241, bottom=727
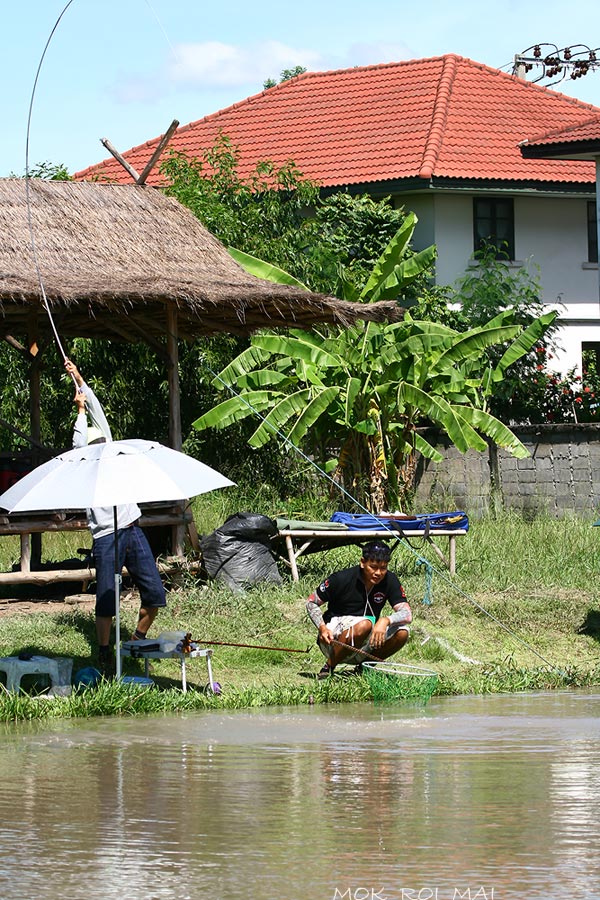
left=0, top=439, right=235, bottom=677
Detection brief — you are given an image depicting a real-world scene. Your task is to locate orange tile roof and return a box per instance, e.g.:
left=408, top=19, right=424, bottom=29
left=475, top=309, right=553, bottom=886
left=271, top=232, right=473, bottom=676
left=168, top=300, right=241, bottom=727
left=522, top=115, right=600, bottom=147
left=76, top=54, right=599, bottom=188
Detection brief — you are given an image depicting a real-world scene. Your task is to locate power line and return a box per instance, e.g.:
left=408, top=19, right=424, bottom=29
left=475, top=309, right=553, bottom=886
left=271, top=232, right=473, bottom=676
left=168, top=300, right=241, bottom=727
left=512, top=43, right=600, bottom=87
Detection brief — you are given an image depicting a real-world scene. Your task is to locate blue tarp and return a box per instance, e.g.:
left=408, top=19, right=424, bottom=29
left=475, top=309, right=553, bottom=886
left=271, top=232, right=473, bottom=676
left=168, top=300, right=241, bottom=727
left=330, top=511, right=469, bottom=531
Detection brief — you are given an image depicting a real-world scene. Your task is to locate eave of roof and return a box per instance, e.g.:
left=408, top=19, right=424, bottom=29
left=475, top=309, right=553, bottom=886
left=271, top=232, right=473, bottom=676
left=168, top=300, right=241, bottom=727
left=520, top=115, right=600, bottom=161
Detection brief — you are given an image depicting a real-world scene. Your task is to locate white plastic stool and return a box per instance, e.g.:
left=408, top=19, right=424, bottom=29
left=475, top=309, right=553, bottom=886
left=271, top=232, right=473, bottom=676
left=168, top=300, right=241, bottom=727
left=0, top=656, right=73, bottom=696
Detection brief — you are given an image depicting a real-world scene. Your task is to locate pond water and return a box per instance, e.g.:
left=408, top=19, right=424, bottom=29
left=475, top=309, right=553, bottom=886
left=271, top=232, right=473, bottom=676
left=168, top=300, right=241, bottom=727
left=1, top=690, right=600, bottom=900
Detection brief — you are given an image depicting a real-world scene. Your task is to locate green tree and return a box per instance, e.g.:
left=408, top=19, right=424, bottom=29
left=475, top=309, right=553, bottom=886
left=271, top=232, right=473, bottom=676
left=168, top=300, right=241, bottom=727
left=263, top=65, right=307, bottom=89
left=160, top=134, right=432, bottom=298
left=449, top=242, right=561, bottom=423
left=11, top=161, right=71, bottom=180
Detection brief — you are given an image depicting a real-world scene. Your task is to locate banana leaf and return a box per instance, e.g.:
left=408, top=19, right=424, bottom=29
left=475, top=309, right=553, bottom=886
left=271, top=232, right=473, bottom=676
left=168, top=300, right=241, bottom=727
left=228, top=247, right=309, bottom=289
left=193, top=391, right=274, bottom=431
left=253, top=334, right=341, bottom=368
left=455, top=406, right=529, bottom=458
left=492, top=311, right=557, bottom=381
left=249, top=389, right=312, bottom=448
left=287, top=387, right=340, bottom=446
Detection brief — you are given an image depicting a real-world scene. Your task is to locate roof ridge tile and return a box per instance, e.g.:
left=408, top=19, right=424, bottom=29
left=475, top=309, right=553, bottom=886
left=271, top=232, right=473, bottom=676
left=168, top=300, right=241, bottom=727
left=419, top=54, right=458, bottom=178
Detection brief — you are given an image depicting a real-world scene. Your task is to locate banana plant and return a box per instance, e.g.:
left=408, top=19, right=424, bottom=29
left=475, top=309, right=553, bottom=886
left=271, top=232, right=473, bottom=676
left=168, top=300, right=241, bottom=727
left=228, top=210, right=435, bottom=303
left=204, top=215, right=558, bottom=508
left=194, top=310, right=556, bottom=511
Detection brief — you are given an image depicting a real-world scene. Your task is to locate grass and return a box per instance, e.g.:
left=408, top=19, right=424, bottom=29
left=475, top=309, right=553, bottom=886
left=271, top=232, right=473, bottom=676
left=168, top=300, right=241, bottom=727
left=1, top=500, right=600, bottom=721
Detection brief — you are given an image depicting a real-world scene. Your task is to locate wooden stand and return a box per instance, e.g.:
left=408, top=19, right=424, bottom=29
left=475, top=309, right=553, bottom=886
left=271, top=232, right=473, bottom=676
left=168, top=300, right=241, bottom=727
left=0, top=503, right=198, bottom=586
left=119, top=645, right=215, bottom=693
left=276, top=528, right=467, bottom=580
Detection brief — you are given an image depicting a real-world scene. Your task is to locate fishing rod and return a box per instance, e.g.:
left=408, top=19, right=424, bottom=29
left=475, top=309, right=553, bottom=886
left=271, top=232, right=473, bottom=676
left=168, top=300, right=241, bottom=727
left=198, top=351, right=564, bottom=675
left=188, top=637, right=311, bottom=654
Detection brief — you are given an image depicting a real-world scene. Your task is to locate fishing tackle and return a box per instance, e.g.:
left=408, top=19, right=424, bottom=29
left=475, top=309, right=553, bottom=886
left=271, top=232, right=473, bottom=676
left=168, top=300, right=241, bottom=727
left=191, top=638, right=311, bottom=654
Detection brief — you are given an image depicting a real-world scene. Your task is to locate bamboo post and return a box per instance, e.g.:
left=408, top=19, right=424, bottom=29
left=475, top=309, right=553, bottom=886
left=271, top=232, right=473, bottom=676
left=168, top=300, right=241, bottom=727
left=100, top=138, right=141, bottom=182
left=137, top=120, right=179, bottom=185
left=166, top=305, right=185, bottom=556
left=28, top=314, right=42, bottom=569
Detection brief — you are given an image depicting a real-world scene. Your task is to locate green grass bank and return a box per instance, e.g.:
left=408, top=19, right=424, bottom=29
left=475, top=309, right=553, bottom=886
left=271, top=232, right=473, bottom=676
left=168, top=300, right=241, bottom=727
left=1, top=497, right=600, bottom=722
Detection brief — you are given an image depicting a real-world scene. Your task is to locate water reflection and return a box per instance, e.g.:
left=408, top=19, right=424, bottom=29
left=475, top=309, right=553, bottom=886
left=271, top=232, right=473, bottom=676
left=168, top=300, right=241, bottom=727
left=1, top=691, right=599, bottom=899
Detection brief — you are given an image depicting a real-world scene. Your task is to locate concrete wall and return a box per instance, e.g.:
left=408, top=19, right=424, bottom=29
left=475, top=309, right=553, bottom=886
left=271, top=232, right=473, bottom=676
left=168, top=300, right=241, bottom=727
left=413, top=424, right=600, bottom=518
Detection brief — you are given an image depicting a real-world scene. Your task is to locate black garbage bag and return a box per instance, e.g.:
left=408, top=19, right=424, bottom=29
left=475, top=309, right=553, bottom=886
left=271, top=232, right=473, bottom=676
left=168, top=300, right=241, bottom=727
left=199, top=512, right=282, bottom=592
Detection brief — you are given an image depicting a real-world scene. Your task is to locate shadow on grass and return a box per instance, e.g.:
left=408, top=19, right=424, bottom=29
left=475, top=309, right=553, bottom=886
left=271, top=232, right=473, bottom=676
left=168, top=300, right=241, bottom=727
left=578, top=608, right=600, bottom=640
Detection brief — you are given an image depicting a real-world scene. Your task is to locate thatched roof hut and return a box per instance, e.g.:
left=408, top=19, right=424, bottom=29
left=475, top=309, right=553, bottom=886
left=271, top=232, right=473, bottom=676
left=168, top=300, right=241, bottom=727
left=0, top=178, right=399, bottom=341
left=0, top=179, right=401, bottom=560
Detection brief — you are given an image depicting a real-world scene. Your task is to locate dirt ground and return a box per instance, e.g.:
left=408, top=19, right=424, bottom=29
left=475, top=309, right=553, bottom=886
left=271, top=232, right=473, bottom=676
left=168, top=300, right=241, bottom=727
left=0, top=590, right=141, bottom=618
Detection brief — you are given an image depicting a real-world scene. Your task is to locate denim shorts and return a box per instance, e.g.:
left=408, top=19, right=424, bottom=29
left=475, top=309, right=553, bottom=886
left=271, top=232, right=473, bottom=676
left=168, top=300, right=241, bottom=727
left=93, top=525, right=166, bottom=617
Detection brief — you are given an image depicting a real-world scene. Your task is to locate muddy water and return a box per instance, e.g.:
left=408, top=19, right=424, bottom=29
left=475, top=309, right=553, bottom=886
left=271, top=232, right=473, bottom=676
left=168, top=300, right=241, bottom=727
left=1, top=690, right=600, bottom=900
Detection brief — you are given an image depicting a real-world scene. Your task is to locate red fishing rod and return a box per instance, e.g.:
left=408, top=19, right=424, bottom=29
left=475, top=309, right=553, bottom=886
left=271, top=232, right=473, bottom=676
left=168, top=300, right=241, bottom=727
left=185, top=635, right=311, bottom=654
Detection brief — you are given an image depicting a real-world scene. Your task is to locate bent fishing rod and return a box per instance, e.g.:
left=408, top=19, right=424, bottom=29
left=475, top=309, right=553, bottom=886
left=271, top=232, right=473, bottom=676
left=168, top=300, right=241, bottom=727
left=187, top=637, right=311, bottom=654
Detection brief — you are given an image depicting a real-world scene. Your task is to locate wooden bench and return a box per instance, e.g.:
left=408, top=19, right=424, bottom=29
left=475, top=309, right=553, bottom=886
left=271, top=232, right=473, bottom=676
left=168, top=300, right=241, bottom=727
left=275, top=527, right=467, bottom=581
left=0, top=502, right=199, bottom=586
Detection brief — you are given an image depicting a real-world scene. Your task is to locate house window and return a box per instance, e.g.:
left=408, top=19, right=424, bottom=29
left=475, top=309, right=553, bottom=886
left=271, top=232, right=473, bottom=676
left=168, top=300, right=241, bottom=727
left=588, top=201, right=598, bottom=264
left=473, top=198, right=515, bottom=260
left=583, top=343, right=600, bottom=377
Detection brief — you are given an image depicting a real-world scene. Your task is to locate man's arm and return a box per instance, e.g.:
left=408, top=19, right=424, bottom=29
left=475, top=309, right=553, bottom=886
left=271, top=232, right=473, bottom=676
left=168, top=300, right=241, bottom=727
left=65, top=359, right=112, bottom=441
left=72, top=386, right=88, bottom=448
left=306, top=589, right=334, bottom=645
left=387, top=600, right=412, bottom=626
left=370, top=578, right=412, bottom=647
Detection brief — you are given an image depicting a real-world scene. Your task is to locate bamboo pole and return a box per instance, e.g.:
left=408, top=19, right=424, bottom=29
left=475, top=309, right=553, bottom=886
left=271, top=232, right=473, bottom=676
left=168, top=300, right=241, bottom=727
left=166, top=305, right=185, bottom=557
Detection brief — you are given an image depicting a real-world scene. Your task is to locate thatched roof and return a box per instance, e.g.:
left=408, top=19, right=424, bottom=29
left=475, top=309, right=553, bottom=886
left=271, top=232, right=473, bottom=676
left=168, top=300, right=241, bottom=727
left=0, top=179, right=400, bottom=343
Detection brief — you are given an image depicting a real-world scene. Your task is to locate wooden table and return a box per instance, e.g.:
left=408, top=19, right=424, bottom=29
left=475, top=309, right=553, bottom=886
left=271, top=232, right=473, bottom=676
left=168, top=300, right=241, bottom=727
left=275, top=527, right=467, bottom=580
left=0, top=502, right=198, bottom=586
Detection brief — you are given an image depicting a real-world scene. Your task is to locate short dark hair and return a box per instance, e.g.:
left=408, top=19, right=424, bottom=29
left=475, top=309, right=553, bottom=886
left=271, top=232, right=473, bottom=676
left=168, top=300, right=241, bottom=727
left=361, top=540, right=391, bottom=563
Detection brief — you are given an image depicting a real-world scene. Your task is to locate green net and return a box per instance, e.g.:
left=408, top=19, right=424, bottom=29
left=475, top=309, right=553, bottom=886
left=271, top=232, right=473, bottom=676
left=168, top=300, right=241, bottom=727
left=362, top=661, right=438, bottom=704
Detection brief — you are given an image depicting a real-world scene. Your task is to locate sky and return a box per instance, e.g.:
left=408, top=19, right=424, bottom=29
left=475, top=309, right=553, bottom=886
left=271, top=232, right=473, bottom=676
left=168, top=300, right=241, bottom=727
left=2, top=0, right=600, bottom=177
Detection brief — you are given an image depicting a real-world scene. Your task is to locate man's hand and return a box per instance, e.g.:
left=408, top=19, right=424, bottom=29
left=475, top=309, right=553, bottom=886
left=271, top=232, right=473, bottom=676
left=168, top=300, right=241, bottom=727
left=65, top=358, right=83, bottom=387
left=369, top=618, right=389, bottom=650
left=318, top=623, right=334, bottom=645
left=74, top=386, right=87, bottom=413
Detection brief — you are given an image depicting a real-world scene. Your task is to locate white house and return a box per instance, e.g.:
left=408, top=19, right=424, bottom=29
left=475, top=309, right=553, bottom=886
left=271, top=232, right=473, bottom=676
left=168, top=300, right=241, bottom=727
left=77, top=54, right=600, bottom=375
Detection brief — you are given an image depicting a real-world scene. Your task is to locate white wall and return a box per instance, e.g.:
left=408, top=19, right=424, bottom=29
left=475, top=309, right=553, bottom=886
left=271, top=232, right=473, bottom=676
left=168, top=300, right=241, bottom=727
left=405, top=190, right=600, bottom=375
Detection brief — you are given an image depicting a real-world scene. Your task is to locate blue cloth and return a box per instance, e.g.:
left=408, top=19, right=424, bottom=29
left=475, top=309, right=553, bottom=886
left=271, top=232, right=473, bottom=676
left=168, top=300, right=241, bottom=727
left=93, top=524, right=166, bottom=617
left=330, top=511, right=469, bottom=531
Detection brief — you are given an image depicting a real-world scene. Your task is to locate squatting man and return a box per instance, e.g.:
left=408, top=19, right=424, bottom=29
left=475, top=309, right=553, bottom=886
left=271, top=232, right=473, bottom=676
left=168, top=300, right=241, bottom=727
left=306, top=540, right=412, bottom=678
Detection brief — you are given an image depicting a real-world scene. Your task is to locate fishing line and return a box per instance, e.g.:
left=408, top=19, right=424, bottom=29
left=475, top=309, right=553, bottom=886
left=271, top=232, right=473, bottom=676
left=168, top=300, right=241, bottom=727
left=21, top=6, right=562, bottom=675
left=143, top=0, right=181, bottom=63
left=196, top=348, right=563, bottom=673
left=23, top=0, right=181, bottom=382
left=24, top=0, right=78, bottom=368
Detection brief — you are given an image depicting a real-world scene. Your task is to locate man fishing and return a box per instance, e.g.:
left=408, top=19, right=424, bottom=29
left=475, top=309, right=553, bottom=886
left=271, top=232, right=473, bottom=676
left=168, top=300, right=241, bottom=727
left=65, top=359, right=167, bottom=675
left=305, top=540, right=412, bottom=678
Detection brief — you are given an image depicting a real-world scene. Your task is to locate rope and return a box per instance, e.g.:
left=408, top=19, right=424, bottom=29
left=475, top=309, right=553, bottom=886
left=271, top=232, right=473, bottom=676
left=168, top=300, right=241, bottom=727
left=416, top=556, right=433, bottom=605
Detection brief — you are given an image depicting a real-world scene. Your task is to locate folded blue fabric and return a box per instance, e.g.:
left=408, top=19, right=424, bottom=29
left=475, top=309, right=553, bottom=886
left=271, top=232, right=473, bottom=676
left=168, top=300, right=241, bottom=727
left=330, top=511, right=469, bottom=531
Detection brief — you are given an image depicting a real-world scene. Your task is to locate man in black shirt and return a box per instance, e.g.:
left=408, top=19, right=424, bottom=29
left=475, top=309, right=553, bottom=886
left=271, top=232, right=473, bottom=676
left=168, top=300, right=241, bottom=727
left=306, top=540, right=412, bottom=678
